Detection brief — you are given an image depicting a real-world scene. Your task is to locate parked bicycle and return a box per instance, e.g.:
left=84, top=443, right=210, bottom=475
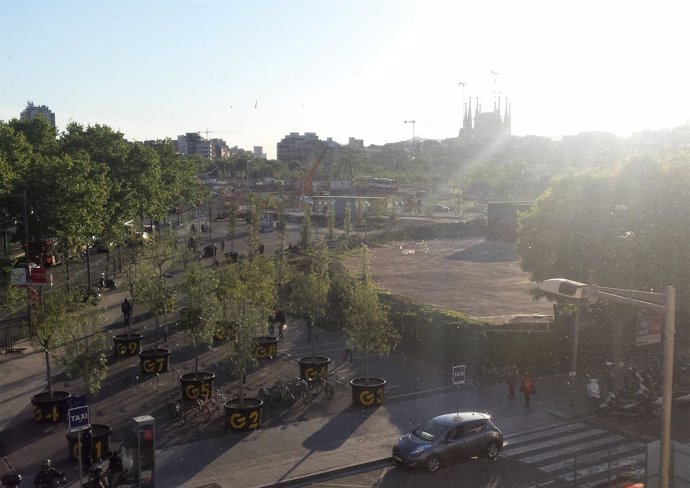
left=167, top=393, right=187, bottom=425
left=304, top=375, right=335, bottom=404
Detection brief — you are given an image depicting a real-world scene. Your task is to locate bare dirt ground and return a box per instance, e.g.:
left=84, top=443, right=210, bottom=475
left=359, top=237, right=553, bottom=324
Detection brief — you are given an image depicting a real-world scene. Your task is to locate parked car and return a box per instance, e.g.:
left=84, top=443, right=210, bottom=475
left=433, top=204, right=450, bottom=213
left=392, top=411, right=503, bottom=472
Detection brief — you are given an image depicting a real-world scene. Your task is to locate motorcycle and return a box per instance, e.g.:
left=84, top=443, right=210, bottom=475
left=83, top=459, right=107, bottom=488
left=586, top=377, right=601, bottom=409
left=97, top=273, right=117, bottom=290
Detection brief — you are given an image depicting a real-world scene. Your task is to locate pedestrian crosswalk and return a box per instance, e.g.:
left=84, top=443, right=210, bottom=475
left=502, top=421, right=647, bottom=488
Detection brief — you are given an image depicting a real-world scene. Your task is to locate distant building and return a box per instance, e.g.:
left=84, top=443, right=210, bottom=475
left=20, top=101, right=56, bottom=128
left=276, top=132, right=339, bottom=163
left=253, top=146, right=266, bottom=159
left=177, top=132, right=212, bottom=159
left=459, top=96, right=511, bottom=140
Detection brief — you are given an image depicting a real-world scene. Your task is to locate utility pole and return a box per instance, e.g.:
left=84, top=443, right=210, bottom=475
left=404, top=120, right=416, bottom=147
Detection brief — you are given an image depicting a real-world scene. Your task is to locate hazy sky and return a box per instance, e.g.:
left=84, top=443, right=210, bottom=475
left=2, top=0, right=689, bottom=159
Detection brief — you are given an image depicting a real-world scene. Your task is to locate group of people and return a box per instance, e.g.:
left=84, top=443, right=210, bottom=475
left=506, top=365, right=536, bottom=408
left=268, top=307, right=287, bottom=338
left=34, top=428, right=124, bottom=487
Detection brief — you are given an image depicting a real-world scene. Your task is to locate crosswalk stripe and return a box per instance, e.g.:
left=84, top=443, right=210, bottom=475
left=520, top=434, right=627, bottom=464
left=504, top=422, right=587, bottom=443
left=507, top=420, right=648, bottom=488
left=561, top=453, right=645, bottom=482
left=540, top=441, right=644, bottom=473
left=503, top=429, right=606, bottom=457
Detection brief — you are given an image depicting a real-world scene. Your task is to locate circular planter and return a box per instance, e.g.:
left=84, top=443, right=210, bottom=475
left=180, top=371, right=215, bottom=401
left=254, top=336, right=278, bottom=360
left=298, top=356, right=331, bottom=381
left=351, top=377, right=386, bottom=407
left=224, top=397, right=263, bottom=432
left=66, top=423, right=112, bottom=462
left=31, top=391, right=71, bottom=423
left=139, top=347, right=171, bottom=374
left=113, top=333, right=142, bottom=357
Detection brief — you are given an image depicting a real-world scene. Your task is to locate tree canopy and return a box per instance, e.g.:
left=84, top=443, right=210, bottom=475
left=516, top=156, right=690, bottom=311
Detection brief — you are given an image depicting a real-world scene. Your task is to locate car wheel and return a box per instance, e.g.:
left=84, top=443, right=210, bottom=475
left=484, top=442, right=500, bottom=459
left=426, top=456, right=440, bottom=473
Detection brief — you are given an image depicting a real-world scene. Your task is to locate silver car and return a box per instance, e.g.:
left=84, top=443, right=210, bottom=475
left=392, top=411, right=503, bottom=472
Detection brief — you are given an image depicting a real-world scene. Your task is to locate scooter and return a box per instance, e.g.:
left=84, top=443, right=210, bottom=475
left=598, top=392, right=642, bottom=419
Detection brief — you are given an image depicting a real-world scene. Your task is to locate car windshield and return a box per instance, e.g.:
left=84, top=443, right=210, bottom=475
left=413, top=419, right=448, bottom=442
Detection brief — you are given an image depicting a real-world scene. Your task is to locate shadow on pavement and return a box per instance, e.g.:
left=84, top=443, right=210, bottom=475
left=302, top=406, right=375, bottom=452
left=446, top=240, right=517, bottom=263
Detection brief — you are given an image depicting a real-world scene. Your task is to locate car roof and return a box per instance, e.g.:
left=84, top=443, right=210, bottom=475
left=431, top=412, right=491, bottom=427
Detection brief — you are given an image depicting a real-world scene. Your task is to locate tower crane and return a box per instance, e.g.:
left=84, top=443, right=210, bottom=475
left=302, top=146, right=330, bottom=198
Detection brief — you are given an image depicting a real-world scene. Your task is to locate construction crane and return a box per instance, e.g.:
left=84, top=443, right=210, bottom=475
left=302, top=146, right=330, bottom=198
left=201, top=129, right=242, bottom=139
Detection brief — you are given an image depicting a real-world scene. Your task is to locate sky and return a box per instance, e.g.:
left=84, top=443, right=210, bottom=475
left=2, top=0, right=690, bottom=159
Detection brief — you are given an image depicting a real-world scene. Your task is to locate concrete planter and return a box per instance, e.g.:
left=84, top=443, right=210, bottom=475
left=66, top=423, right=112, bottom=462
left=254, top=336, right=278, bottom=360
left=350, top=377, right=386, bottom=407
left=224, top=397, right=263, bottom=432
left=139, top=347, right=170, bottom=374
left=31, top=391, right=71, bottom=423
left=298, top=356, right=331, bottom=381
left=113, top=333, right=142, bottom=357
left=180, top=371, right=215, bottom=401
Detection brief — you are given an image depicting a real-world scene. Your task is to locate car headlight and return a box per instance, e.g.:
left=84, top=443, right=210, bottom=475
left=410, top=444, right=432, bottom=456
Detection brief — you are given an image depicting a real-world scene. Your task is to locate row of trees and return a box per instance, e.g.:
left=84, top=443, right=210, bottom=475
left=0, top=117, right=206, bottom=266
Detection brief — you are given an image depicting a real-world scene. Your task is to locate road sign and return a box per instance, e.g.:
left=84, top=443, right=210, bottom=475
left=452, top=364, right=466, bottom=386
left=68, top=405, right=90, bottom=432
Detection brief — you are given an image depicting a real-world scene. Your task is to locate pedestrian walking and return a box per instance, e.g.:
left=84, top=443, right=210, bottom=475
left=520, top=371, right=536, bottom=408
left=306, top=318, right=313, bottom=342
left=81, top=428, right=93, bottom=472
left=121, top=298, right=132, bottom=325
left=507, top=365, right=518, bottom=398
left=107, top=450, right=123, bottom=488
left=221, top=239, right=226, bottom=252
left=276, top=307, right=286, bottom=338
left=268, top=310, right=276, bottom=336
left=343, top=344, right=354, bottom=362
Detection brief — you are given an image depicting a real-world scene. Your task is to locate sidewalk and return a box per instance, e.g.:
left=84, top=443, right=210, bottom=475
left=1, top=293, right=594, bottom=488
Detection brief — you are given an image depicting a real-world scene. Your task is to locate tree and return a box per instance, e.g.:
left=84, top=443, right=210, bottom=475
left=29, top=290, right=73, bottom=397
left=180, top=262, right=220, bottom=374
left=342, top=247, right=400, bottom=378
left=58, top=314, right=110, bottom=397
left=216, top=257, right=275, bottom=400
left=343, top=204, right=353, bottom=239
left=515, top=157, right=690, bottom=334
left=226, top=206, right=238, bottom=252
left=301, top=206, right=313, bottom=250
left=326, top=204, right=335, bottom=240
left=137, top=262, right=175, bottom=349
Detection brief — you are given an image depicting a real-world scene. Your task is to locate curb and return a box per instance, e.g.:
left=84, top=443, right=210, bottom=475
left=257, top=457, right=394, bottom=488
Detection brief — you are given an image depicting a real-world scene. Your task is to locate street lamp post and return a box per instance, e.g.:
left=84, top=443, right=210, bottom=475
left=539, top=279, right=676, bottom=488
left=404, top=120, right=416, bottom=147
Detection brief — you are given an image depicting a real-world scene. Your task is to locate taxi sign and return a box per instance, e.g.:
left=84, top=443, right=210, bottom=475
left=68, top=405, right=90, bottom=432
left=452, top=365, right=466, bottom=386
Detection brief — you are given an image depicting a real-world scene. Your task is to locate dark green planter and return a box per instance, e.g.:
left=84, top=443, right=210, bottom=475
left=31, top=391, right=71, bottom=423
left=351, top=377, right=386, bottom=407
left=139, top=347, right=171, bottom=374
left=180, top=371, right=215, bottom=401
left=224, top=397, right=263, bottom=432
left=298, top=356, right=330, bottom=381
left=66, top=423, right=112, bottom=462
left=113, top=333, right=142, bottom=357
left=254, top=336, right=278, bottom=360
